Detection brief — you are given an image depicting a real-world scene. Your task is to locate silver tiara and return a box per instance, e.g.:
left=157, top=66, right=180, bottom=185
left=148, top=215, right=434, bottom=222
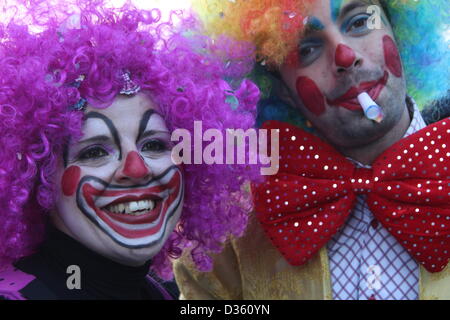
left=119, top=70, right=141, bottom=96
left=68, top=70, right=141, bottom=111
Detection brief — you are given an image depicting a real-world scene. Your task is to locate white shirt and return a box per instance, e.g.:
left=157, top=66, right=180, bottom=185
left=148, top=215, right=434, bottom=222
left=327, top=97, right=427, bottom=300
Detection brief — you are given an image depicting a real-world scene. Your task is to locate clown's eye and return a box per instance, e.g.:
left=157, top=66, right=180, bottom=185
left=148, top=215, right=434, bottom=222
left=300, top=46, right=317, bottom=57
left=78, top=146, right=109, bottom=160
left=141, top=139, right=168, bottom=153
left=344, top=14, right=371, bottom=35
left=298, top=39, right=323, bottom=66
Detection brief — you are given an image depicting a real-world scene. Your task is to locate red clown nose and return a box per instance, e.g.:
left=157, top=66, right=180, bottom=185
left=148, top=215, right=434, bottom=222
left=335, top=44, right=356, bottom=68
left=122, top=151, right=150, bottom=179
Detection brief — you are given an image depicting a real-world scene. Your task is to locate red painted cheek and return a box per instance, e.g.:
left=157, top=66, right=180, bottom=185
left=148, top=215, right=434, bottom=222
left=123, top=151, right=150, bottom=179
left=383, top=35, right=402, bottom=78
left=335, top=44, right=356, bottom=68
left=61, top=166, right=81, bottom=197
left=295, top=77, right=326, bottom=116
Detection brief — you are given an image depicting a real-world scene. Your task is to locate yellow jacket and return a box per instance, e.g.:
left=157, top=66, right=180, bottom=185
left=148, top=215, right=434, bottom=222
left=174, top=213, right=450, bottom=300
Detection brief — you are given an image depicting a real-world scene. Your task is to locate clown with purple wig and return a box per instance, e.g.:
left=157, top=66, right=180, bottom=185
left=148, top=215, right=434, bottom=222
left=0, top=0, right=261, bottom=300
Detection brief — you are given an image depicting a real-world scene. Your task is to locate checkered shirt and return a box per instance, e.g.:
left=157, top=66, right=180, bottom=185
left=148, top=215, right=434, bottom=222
left=327, top=97, right=427, bottom=300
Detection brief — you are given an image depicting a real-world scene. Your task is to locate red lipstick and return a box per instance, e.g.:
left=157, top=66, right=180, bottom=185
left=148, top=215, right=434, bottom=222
left=327, top=71, right=388, bottom=111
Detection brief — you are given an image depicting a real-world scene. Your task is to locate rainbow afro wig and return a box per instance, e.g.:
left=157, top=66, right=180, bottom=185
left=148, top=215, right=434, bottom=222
left=194, top=0, right=450, bottom=109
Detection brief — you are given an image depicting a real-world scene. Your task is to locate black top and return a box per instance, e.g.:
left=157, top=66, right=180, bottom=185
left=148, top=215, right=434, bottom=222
left=5, top=228, right=179, bottom=300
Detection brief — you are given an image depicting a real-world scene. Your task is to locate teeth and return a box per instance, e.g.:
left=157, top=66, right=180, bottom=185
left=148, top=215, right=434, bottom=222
left=129, top=201, right=138, bottom=212
left=105, top=199, right=155, bottom=215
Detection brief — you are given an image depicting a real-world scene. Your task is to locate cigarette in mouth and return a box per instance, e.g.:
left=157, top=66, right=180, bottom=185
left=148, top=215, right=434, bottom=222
left=357, top=92, right=383, bottom=123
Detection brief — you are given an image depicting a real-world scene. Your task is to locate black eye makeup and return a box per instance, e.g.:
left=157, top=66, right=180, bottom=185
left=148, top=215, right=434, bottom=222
left=66, top=132, right=117, bottom=165
left=141, top=139, right=170, bottom=153
left=84, top=112, right=123, bottom=160
left=77, top=144, right=111, bottom=161
left=138, top=131, right=172, bottom=156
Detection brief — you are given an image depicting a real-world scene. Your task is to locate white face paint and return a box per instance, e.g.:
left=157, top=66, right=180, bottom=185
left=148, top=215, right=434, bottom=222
left=54, top=93, right=184, bottom=266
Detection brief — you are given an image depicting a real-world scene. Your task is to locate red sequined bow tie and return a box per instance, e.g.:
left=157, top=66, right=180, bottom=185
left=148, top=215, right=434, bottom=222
left=253, top=119, right=450, bottom=273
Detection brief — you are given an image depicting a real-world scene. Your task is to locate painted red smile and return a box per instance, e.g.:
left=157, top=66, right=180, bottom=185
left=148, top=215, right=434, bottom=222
left=101, top=193, right=164, bottom=225
left=79, top=169, right=182, bottom=240
left=327, top=71, right=389, bottom=111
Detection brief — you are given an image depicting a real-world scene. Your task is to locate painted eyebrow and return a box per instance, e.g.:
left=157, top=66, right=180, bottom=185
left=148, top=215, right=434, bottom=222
left=63, top=135, right=112, bottom=167
left=338, top=1, right=368, bottom=20
left=138, top=130, right=171, bottom=141
left=137, top=109, right=166, bottom=142
left=84, top=111, right=122, bottom=160
left=77, top=135, right=112, bottom=145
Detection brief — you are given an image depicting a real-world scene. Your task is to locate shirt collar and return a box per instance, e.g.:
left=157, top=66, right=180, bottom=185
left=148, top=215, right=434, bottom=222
left=348, top=96, right=426, bottom=168
left=403, top=95, right=427, bottom=138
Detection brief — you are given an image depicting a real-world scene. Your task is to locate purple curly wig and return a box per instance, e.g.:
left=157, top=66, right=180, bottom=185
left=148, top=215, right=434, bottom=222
left=0, top=0, right=261, bottom=279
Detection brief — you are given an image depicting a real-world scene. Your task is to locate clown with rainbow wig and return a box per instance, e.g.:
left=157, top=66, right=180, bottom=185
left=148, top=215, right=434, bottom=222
left=174, top=0, right=450, bottom=300
left=0, top=0, right=262, bottom=299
